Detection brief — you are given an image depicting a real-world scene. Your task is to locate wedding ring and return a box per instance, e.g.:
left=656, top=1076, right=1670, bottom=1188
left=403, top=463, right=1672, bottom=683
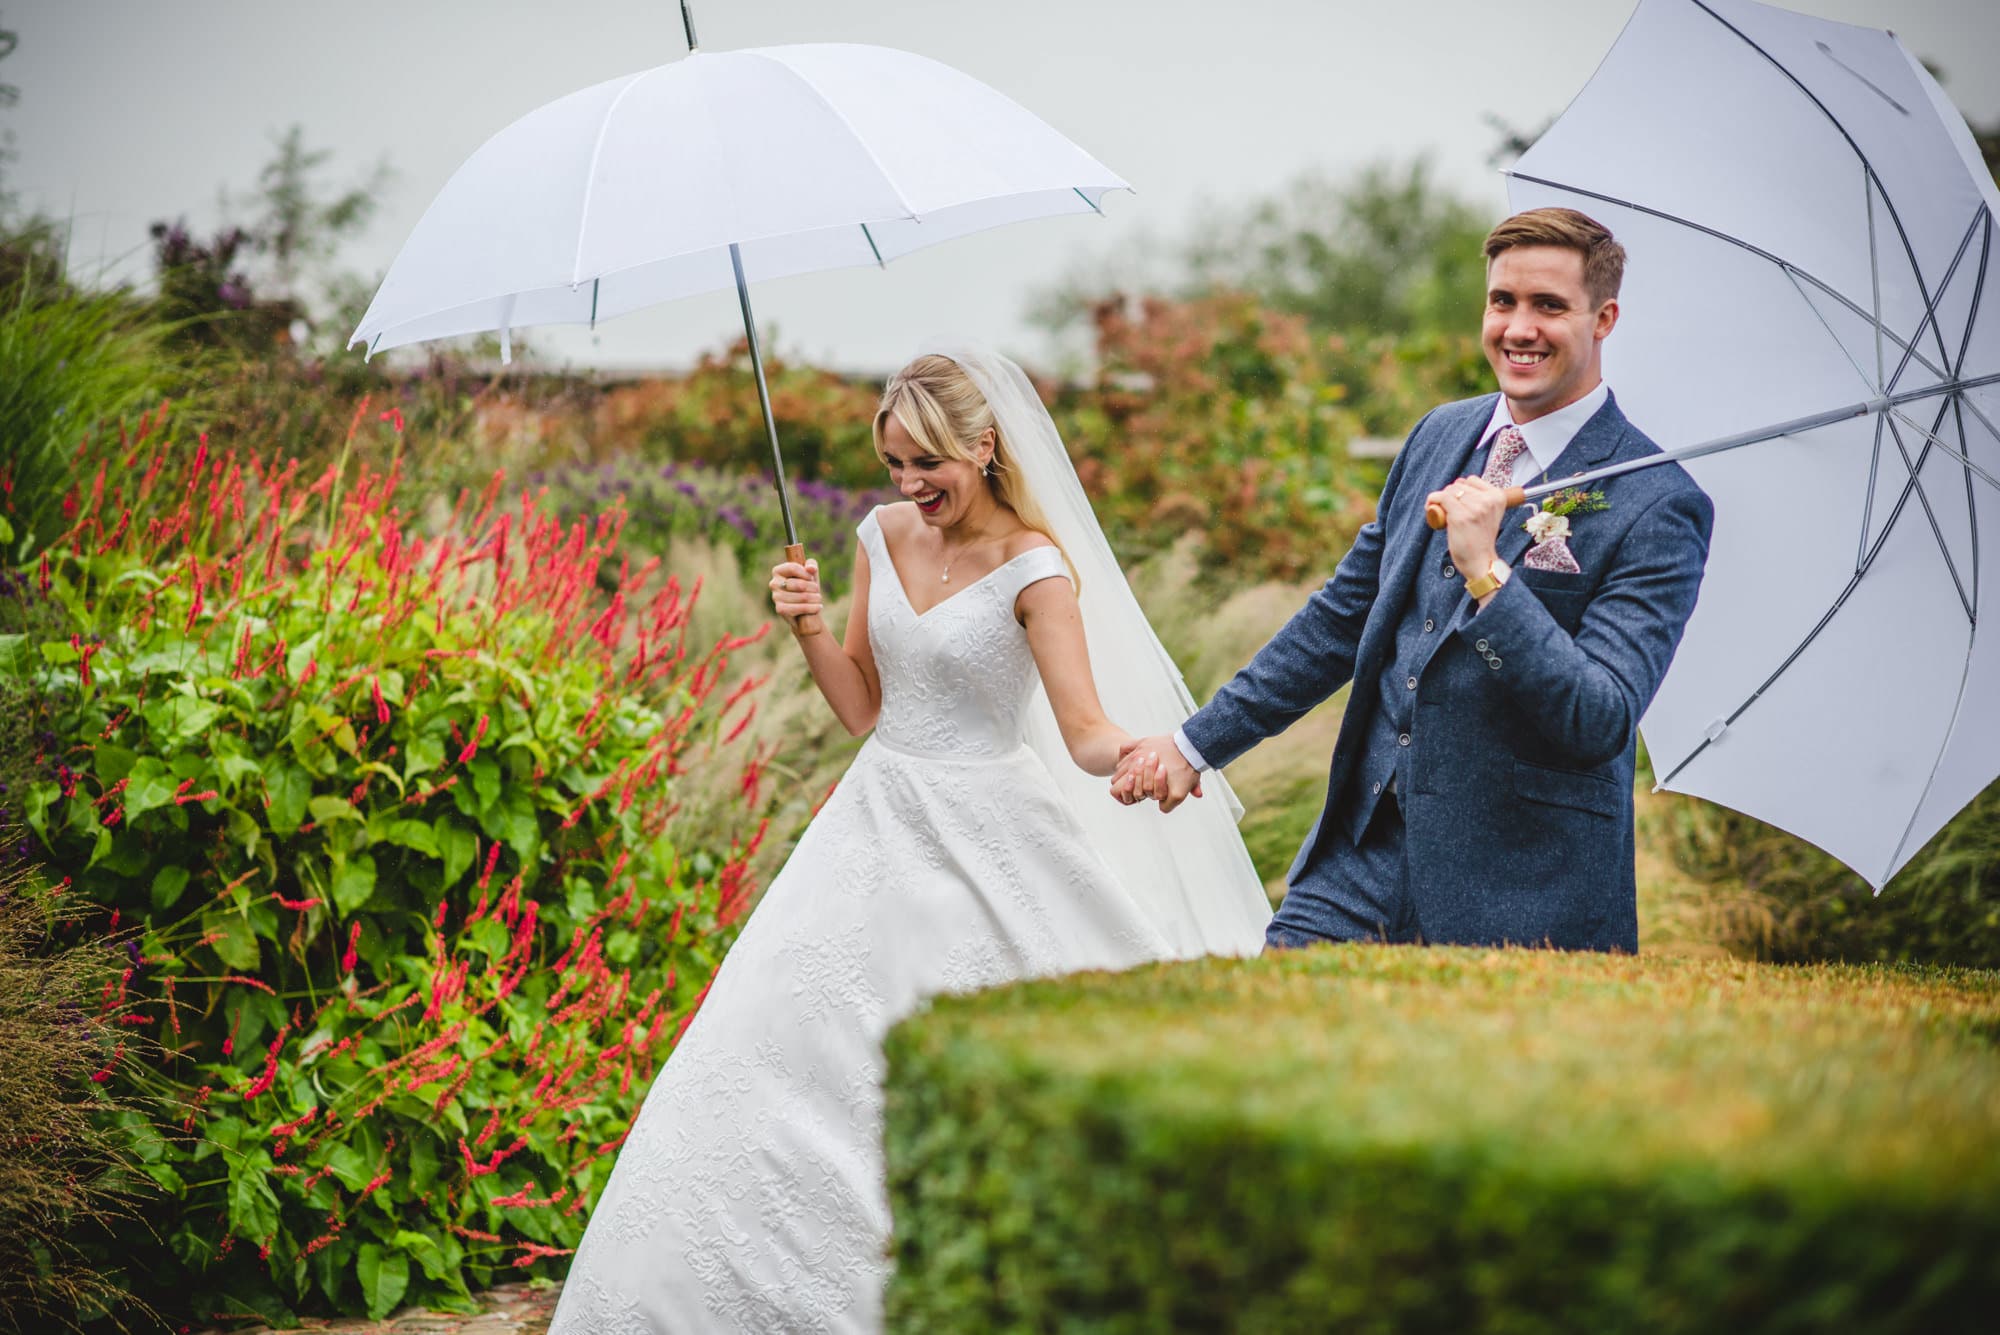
left=1453, top=487, right=1467, bottom=500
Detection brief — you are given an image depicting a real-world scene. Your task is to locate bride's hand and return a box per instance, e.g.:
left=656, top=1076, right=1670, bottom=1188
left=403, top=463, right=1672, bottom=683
left=1111, top=736, right=1202, bottom=811
left=770, top=558, right=823, bottom=633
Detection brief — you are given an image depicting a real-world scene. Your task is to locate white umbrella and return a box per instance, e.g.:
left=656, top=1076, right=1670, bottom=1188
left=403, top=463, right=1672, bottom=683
left=350, top=1, right=1126, bottom=615
left=1493, top=0, right=2000, bottom=889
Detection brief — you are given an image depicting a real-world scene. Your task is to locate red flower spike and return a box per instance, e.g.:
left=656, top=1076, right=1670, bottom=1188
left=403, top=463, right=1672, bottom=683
left=88, top=1040, right=125, bottom=1084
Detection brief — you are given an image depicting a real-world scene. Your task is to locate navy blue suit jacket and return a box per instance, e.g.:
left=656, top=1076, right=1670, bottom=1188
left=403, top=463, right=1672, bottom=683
left=1182, top=392, right=1713, bottom=952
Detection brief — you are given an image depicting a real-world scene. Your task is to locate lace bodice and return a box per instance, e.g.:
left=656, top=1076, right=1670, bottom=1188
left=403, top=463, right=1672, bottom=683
left=860, top=506, right=1069, bottom=758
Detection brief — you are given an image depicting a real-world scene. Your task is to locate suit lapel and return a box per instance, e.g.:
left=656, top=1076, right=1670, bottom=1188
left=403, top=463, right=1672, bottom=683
left=1497, top=393, right=1629, bottom=568
left=1374, top=400, right=1495, bottom=642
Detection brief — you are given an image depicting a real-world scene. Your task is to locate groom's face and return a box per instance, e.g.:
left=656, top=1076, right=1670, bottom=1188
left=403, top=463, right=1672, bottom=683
left=1482, top=245, right=1619, bottom=423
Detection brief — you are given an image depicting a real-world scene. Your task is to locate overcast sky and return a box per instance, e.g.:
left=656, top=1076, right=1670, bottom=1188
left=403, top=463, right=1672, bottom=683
left=11, top=0, right=2000, bottom=373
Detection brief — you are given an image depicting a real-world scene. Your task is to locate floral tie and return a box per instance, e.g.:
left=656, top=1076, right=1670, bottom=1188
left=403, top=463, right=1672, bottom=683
left=1483, top=425, right=1527, bottom=488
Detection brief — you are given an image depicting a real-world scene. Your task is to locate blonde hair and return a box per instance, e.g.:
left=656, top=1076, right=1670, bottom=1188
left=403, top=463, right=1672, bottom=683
left=872, top=353, right=1075, bottom=585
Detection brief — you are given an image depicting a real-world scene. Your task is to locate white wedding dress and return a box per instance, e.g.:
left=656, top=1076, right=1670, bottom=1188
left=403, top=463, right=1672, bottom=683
left=548, top=506, right=1177, bottom=1334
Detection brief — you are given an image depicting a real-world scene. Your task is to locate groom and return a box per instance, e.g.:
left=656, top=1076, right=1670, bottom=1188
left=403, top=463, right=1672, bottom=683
left=1116, top=207, right=1711, bottom=953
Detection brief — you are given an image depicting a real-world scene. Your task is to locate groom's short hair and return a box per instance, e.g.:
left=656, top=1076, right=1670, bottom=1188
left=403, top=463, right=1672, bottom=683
left=1484, top=208, right=1626, bottom=306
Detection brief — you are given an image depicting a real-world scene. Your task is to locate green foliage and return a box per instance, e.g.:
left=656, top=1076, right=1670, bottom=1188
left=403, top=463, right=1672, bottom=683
left=224, top=125, right=393, bottom=302
left=148, top=127, right=392, bottom=357
left=592, top=341, right=885, bottom=490
left=1048, top=290, right=1386, bottom=581
left=884, top=948, right=2000, bottom=1333
left=1645, top=774, right=2000, bottom=968
left=0, top=272, right=164, bottom=557
left=0, top=854, right=151, bottom=1334
left=535, top=458, right=893, bottom=601
left=1182, top=158, right=1493, bottom=340
left=10, top=405, right=782, bottom=1323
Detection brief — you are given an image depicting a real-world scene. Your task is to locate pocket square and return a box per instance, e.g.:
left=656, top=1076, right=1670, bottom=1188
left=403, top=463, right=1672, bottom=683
left=1524, top=536, right=1582, bottom=573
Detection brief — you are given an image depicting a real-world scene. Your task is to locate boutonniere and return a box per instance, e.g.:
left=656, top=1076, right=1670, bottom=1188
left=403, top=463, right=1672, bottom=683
left=1520, top=488, right=1606, bottom=573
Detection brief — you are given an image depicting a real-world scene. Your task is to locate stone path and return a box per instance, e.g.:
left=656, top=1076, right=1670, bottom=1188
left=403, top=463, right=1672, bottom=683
left=196, top=1281, right=561, bottom=1335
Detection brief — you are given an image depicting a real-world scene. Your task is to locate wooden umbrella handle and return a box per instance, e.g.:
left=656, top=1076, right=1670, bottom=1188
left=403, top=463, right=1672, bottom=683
left=1426, top=485, right=1528, bottom=530
left=784, top=543, right=824, bottom=637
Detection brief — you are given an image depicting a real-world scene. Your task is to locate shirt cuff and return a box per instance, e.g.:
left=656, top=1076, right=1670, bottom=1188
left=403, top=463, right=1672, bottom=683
left=1173, top=727, right=1211, bottom=773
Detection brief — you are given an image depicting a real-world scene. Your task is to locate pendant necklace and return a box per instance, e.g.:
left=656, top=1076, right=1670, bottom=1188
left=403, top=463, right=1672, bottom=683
left=938, top=527, right=982, bottom=583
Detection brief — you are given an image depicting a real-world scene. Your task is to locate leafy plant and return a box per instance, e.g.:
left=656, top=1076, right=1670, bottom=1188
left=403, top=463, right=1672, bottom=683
left=591, top=339, right=885, bottom=489
left=10, top=403, right=782, bottom=1323
left=1049, top=290, right=1382, bottom=581
left=1643, top=775, right=2000, bottom=969
left=536, top=457, right=894, bottom=601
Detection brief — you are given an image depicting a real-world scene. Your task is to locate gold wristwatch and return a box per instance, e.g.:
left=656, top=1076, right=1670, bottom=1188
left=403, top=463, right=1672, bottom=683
left=1464, top=556, right=1511, bottom=601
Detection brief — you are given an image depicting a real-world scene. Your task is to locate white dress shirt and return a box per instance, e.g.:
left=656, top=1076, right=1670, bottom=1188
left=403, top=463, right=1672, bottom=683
left=1171, top=382, right=1612, bottom=774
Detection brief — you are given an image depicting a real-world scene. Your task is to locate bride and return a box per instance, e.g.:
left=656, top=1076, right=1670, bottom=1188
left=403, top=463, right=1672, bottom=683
left=548, top=345, right=1270, bottom=1333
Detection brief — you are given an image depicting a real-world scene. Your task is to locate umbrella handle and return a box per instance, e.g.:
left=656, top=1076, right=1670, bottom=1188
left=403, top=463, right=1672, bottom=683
left=785, top=543, right=825, bottom=637
left=1425, top=486, right=1527, bottom=530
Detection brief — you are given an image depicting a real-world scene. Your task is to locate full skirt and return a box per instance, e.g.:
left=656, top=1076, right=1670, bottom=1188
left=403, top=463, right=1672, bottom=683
left=549, top=736, right=1170, bottom=1334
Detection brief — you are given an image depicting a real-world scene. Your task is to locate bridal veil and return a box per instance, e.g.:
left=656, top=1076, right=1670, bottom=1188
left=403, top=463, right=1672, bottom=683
left=923, top=341, right=1272, bottom=957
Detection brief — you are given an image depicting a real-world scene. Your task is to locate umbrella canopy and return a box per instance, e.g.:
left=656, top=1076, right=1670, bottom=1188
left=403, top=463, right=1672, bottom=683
left=349, top=41, right=1127, bottom=357
left=1508, top=0, right=2000, bottom=889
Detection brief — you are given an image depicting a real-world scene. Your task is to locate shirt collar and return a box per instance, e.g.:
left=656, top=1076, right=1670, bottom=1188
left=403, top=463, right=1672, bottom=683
left=1480, top=381, right=1611, bottom=481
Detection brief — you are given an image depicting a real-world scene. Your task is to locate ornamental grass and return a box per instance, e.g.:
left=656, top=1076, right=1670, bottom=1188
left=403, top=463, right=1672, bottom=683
left=8, top=400, right=783, bottom=1324
left=0, top=851, right=154, bottom=1334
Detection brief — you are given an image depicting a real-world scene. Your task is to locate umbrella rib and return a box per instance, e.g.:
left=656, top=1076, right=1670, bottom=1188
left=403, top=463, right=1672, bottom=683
left=1655, top=437, right=1951, bottom=791
left=1858, top=411, right=1886, bottom=570
left=1783, top=265, right=1877, bottom=393
left=1883, top=405, right=2000, bottom=501
left=570, top=70, right=654, bottom=286
left=1867, top=169, right=1885, bottom=389
left=1954, top=210, right=1993, bottom=373
left=1960, top=395, right=1976, bottom=611
left=1881, top=411, right=1975, bottom=623
left=1509, top=173, right=1951, bottom=384
left=1880, top=627, right=1978, bottom=887
left=750, top=54, right=921, bottom=220
left=1883, top=206, right=1989, bottom=399
left=1654, top=569, right=1868, bottom=789
left=1950, top=215, right=1991, bottom=613
left=1952, top=395, right=1981, bottom=615
left=1688, top=0, right=1949, bottom=361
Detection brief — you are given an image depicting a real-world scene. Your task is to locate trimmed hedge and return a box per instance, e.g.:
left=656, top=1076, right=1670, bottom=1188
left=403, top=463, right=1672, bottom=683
left=883, top=948, right=2000, bottom=1333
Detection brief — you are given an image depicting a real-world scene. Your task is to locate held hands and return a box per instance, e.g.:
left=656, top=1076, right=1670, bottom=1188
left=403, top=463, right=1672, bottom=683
left=1109, top=735, right=1202, bottom=812
left=769, top=558, right=823, bottom=634
left=1424, top=475, right=1507, bottom=588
